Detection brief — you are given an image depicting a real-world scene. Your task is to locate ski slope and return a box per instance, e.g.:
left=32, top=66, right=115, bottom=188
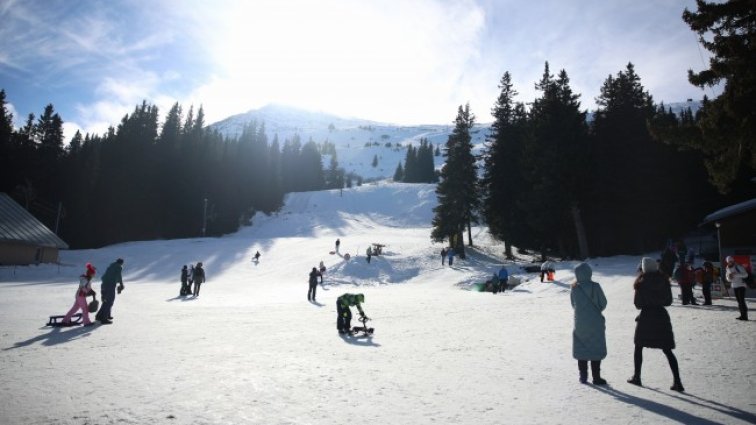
left=1, top=181, right=754, bottom=425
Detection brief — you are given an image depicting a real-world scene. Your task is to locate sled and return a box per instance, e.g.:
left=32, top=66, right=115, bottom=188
left=547, top=271, right=555, bottom=281
left=46, top=313, right=82, bottom=327
left=351, top=316, right=374, bottom=336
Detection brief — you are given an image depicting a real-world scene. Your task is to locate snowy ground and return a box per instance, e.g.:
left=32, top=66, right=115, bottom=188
left=1, top=182, right=754, bottom=425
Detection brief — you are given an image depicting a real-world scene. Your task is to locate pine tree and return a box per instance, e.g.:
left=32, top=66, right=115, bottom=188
left=393, top=162, right=404, bottom=182
left=519, top=64, right=590, bottom=258
left=431, top=103, right=479, bottom=257
left=481, top=72, right=525, bottom=259
left=671, top=0, right=756, bottom=192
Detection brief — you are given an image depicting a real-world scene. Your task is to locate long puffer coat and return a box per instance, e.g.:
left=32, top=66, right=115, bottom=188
left=633, top=271, right=675, bottom=349
left=571, top=263, right=608, bottom=361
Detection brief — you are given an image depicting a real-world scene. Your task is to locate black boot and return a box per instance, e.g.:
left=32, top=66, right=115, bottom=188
left=627, top=375, right=642, bottom=386
left=578, top=360, right=588, bottom=384
left=591, top=361, right=607, bottom=385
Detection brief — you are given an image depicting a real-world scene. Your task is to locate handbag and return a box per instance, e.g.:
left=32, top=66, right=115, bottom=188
left=88, top=299, right=99, bottom=313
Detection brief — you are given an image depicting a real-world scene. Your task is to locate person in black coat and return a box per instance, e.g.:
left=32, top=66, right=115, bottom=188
left=308, top=267, right=320, bottom=302
left=193, top=262, right=206, bottom=297
left=627, top=257, right=684, bottom=392
left=180, top=265, right=189, bottom=296
left=659, top=245, right=677, bottom=277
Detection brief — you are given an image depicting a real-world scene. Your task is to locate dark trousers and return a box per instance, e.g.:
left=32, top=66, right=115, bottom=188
left=367, top=255, right=371, bottom=264
left=702, top=282, right=712, bottom=305
left=680, top=283, right=696, bottom=305
left=577, top=360, right=603, bottom=381
left=633, top=345, right=681, bottom=383
left=734, top=287, right=748, bottom=319
left=193, top=282, right=201, bottom=296
left=441, top=256, right=445, bottom=265
left=308, top=282, right=318, bottom=301
left=97, top=285, right=116, bottom=320
left=336, top=301, right=352, bottom=332
left=448, top=257, right=453, bottom=266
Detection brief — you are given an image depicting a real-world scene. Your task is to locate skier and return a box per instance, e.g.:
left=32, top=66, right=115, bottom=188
left=308, top=267, right=320, bottom=302
left=366, top=246, right=373, bottom=264
left=335, top=238, right=341, bottom=254
left=336, top=293, right=368, bottom=334
left=95, top=258, right=125, bottom=325
left=193, top=262, right=206, bottom=297
left=180, top=265, right=189, bottom=296
left=62, top=263, right=97, bottom=326
left=254, top=251, right=261, bottom=262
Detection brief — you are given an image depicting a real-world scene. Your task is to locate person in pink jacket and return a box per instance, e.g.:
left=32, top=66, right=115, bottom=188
left=63, top=263, right=97, bottom=326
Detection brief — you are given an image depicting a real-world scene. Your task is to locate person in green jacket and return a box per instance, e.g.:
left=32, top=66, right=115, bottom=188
left=336, top=293, right=368, bottom=334
left=95, top=258, right=125, bottom=324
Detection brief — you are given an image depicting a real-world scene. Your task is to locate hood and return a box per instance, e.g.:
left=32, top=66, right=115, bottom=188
left=574, top=262, right=592, bottom=283
left=641, top=257, right=659, bottom=273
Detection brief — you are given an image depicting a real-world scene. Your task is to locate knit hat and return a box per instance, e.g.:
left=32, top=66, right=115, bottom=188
left=85, top=263, right=96, bottom=277
left=641, top=257, right=658, bottom=273
left=725, top=256, right=735, bottom=264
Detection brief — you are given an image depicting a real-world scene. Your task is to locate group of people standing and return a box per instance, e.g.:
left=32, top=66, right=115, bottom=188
left=570, top=258, right=683, bottom=391
left=180, top=262, right=206, bottom=297
left=440, top=247, right=455, bottom=266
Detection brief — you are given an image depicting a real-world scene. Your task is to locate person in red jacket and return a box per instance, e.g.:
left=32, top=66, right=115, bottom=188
left=677, top=261, right=698, bottom=305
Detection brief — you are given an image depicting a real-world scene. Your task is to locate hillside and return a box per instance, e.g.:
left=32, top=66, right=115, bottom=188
left=209, top=104, right=491, bottom=180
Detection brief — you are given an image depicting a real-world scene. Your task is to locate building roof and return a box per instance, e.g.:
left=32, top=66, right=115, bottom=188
left=0, top=193, right=69, bottom=249
left=702, top=198, right=756, bottom=225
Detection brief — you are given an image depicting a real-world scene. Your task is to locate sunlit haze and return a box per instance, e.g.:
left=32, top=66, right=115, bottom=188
left=0, top=0, right=712, bottom=141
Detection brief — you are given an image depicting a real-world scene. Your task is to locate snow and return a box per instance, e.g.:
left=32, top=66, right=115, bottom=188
left=209, top=104, right=490, bottom=180
left=1, top=181, right=755, bottom=425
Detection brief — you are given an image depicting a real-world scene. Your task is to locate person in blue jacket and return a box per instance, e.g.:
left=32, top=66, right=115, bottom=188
left=497, top=267, right=509, bottom=293
left=571, top=262, right=608, bottom=385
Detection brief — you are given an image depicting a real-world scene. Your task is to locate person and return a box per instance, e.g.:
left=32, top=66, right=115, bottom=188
left=366, top=246, right=373, bottom=264
left=447, top=247, right=455, bottom=266
left=489, top=273, right=501, bottom=294
left=540, top=261, right=555, bottom=282
left=193, top=262, right=206, bottom=297
left=63, top=263, right=97, bottom=326
left=660, top=244, right=677, bottom=277
left=254, top=251, right=261, bottom=262
left=571, top=262, right=608, bottom=385
left=441, top=247, right=447, bottom=266
left=96, top=258, right=125, bottom=325
left=335, top=238, right=341, bottom=254
left=725, top=256, right=749, bottom=320
left=677, top=260, right=698, bottom=305
left=180, top=265, right=189, bottom=296
left=308, top=267, right=320, bottom=301
left=627, top=257, right=684, bottom=392
left=188, top=264, right=195, bottom=288
left=319, top=261, right=326, bottom=284
left=700, top=261, right=714, bottom=305
left=498, top=267, right=509, bottom=294
left=336, top=293, right=367, bottom=334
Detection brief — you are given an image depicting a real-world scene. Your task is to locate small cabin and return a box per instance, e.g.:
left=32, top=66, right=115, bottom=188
left=0, top=193, right=69, bottom=265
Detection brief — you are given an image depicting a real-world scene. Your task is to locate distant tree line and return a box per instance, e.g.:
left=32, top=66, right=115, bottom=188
left=0, top=95, right=335, bottom=248
left=393, top=138, right=437, bottom=183
left=433, top=58, right=751, bottom=259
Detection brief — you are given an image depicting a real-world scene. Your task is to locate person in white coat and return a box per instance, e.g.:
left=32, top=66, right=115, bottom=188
left=725, top=256, right=749, bottom=321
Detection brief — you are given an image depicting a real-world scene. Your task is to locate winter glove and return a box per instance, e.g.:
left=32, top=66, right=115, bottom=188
left=117, top=285, right=124, bottom=294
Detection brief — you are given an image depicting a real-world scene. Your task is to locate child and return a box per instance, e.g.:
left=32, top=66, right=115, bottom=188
left=63, top=263, right=97, bottom=326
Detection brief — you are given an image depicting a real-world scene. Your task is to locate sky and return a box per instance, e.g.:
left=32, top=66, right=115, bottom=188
left=0, top=0, right=714, bottom=142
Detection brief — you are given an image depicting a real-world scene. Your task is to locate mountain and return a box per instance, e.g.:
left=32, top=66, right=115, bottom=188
left=209, top=104, right=491, bottom=180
